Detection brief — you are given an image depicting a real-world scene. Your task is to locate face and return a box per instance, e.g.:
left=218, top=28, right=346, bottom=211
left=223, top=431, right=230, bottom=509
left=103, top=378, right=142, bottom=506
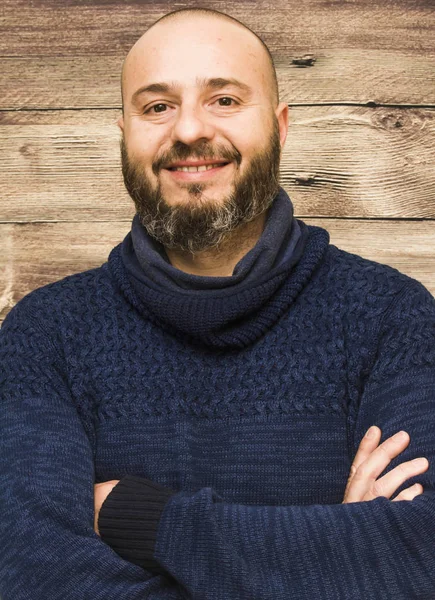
left=118, top=16, right=288, bottom=253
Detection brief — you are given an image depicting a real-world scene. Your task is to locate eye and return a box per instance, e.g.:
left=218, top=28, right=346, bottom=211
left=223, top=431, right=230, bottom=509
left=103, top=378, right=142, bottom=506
left=144, top=103, right=168, bottom=114
left=216, top=97, right=237, bottom=107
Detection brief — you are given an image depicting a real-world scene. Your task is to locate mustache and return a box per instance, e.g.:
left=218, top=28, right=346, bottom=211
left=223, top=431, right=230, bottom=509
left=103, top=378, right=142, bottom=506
left=152, top=141, right=242, bottom=175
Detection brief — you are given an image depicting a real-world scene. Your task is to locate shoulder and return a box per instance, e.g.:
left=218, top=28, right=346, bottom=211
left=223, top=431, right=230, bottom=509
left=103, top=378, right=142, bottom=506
left=1, top=260, right=118, bottom=334
left=299, top=236, right=434, bottom=340
left=319, top=241, right=433, bottom=308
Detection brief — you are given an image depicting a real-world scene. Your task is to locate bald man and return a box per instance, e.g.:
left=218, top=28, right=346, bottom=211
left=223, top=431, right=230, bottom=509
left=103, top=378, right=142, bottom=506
left=1, top=7, right=435, bottom=600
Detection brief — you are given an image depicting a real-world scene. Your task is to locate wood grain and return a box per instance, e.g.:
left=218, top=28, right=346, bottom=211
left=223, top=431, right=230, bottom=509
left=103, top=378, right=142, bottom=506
left=1, top=218, right=434, bottom=322
left=1, top=0, right=434, bottom=56
left=1, top=49, right=434, bottom=110
left=2, top=106, right=434, bottom=222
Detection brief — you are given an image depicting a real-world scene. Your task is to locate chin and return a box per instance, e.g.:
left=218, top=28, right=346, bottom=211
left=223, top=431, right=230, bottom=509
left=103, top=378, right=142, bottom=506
left=166, top=181, right=232, bottom=200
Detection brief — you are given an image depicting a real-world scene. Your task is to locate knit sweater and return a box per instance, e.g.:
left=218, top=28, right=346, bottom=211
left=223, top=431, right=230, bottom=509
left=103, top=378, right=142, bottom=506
left=1, top=189, right=435, bottom=599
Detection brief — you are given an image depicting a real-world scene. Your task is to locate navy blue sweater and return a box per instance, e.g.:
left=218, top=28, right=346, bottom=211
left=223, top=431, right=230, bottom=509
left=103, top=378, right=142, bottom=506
left=1, top=189, right=435, bottom=599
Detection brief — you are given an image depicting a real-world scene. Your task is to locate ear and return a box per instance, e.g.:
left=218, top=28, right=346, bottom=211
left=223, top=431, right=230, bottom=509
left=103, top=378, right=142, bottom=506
left=275, top=102, right=289, bottom=149
left=117, top=115, right=124, bottom=132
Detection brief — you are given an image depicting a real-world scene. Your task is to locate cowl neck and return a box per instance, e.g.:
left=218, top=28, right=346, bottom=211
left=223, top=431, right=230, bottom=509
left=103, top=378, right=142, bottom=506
left=108, top=187, right=330, bottom=349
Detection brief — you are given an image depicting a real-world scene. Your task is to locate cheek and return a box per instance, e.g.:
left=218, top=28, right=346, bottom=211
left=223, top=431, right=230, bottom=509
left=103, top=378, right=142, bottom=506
left=221, top=121, right=265, bottom=159
left=127, top=125, right=163, bottom=161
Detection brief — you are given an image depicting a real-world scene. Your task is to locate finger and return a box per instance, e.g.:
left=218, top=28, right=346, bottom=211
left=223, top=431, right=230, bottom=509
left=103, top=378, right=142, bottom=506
left=364, top=457, right=429, bottom=501
left=392, top=483, right=424, bottom=502
left=344, top=430, right=410, bottom=503
left=343, top=426, right=382, bottom=501
left=94, top=479, right=119, bottom=488
left=350, top=426, right=382, bottom=475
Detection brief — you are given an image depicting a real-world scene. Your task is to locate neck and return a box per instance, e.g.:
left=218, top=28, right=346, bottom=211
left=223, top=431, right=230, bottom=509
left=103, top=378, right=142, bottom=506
left=164, top=211, right=268, bottom=277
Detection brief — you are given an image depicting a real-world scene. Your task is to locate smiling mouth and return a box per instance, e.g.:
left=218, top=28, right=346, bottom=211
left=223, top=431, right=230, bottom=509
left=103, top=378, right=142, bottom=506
left=166, top=162, right=231, bottom=173
left=162, top=162, right=233, bottom=181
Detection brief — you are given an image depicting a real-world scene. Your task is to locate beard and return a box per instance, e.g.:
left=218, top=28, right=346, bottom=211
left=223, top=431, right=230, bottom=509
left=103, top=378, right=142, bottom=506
left=120, top=117, right=281, bottom=254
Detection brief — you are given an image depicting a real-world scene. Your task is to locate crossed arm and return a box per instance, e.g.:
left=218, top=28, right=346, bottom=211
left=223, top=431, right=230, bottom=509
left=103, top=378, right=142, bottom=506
left=94, top=425, right=429, bottom=539
left=91, top=418, right=435, bottom=600
left=94, top=426, right=429, bottom=539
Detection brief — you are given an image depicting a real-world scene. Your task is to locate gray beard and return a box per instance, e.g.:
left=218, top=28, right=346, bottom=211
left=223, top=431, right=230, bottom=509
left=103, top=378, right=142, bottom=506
left=120, top=118, right=281, bottom=254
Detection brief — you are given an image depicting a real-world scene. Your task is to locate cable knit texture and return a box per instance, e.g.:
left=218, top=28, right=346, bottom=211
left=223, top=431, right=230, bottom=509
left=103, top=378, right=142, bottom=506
left=1, top=190, right=435, bottom=599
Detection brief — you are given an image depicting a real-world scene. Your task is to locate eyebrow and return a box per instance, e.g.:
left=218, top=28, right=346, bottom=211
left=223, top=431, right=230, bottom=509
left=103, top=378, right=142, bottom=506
left=131, top=77, right=252, bottom=104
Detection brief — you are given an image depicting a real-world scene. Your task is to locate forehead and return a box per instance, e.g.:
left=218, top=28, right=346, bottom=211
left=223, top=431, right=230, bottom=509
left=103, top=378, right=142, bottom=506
left=123, top=17, right=270, bottom=99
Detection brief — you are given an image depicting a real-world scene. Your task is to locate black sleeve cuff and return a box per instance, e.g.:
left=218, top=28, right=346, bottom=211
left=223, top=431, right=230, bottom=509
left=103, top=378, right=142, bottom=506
left=98, top=475, right=177, bottom=574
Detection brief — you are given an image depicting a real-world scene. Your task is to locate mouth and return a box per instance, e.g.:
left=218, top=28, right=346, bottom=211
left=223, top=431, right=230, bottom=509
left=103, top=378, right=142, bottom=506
left=162, top=160, right=233, bottom=181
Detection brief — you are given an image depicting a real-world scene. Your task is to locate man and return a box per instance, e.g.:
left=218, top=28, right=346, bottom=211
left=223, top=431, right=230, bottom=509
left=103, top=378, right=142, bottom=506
left=0, top=7, right=434, bottom=599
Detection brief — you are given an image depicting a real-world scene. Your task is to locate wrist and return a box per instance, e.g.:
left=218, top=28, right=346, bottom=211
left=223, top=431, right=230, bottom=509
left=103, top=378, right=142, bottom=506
left=98, top=475, right=177, bottom=573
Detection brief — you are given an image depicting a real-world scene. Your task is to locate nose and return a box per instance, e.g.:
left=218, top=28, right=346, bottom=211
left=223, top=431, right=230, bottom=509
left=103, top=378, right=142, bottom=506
left=170, top=104, right=215, bottom=146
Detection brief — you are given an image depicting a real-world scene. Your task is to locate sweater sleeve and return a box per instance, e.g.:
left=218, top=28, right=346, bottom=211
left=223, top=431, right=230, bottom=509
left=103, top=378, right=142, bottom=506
left=101, top=279, right=435, bottom=599
left=0, top=298, right=188, bottom=600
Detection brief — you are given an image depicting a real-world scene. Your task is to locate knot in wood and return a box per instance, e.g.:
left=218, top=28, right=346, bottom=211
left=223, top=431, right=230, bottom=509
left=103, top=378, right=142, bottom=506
left=19, top=143, right=36, bottom=157
left=382, top=113, right=404, bottom=129
left=294, top=173, right=316, bottom=185
left=292, top=54, right=316, bottom=67
left=372, top=110, right=411, bottom=132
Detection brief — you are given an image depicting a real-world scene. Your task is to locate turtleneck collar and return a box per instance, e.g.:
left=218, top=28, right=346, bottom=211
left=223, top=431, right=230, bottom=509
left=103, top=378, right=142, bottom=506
left=108, top=187, right=330, bottom=349
left=129, top=186, right=304, bottom=291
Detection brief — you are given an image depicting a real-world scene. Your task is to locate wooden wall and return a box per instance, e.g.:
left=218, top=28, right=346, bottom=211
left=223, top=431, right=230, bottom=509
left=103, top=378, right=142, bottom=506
left=1, top=0, right=434, bottom=323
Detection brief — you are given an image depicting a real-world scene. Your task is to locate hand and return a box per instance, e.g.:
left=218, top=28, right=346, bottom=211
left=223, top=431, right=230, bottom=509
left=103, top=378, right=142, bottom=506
left=94, top=479, right=120, bottom=536
left=342, top=426, right=429, bottom=503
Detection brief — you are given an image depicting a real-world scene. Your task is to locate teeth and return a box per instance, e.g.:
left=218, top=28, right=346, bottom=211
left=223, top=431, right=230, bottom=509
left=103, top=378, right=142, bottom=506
left=172, top=163, right=226, bottom=172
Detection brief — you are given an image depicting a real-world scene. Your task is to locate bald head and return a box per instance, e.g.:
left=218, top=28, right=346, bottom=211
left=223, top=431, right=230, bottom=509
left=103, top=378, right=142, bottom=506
left=120, top=8, right=279, bottom=116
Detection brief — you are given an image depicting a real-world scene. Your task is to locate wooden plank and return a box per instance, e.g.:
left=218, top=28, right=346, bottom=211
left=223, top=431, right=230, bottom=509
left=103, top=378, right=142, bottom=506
left=0, top=110, right=133, bottom=222
left=276, top=49, right=435, bottom=106
left=1, top=0, right=434, bottom=56
left=1, top=106, right=434, bottom=221
left=281, top=106, right=435, bottom=219
left=1, top=49, right=434, bottom=110
left=1, top=219, right=434, bottom=323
